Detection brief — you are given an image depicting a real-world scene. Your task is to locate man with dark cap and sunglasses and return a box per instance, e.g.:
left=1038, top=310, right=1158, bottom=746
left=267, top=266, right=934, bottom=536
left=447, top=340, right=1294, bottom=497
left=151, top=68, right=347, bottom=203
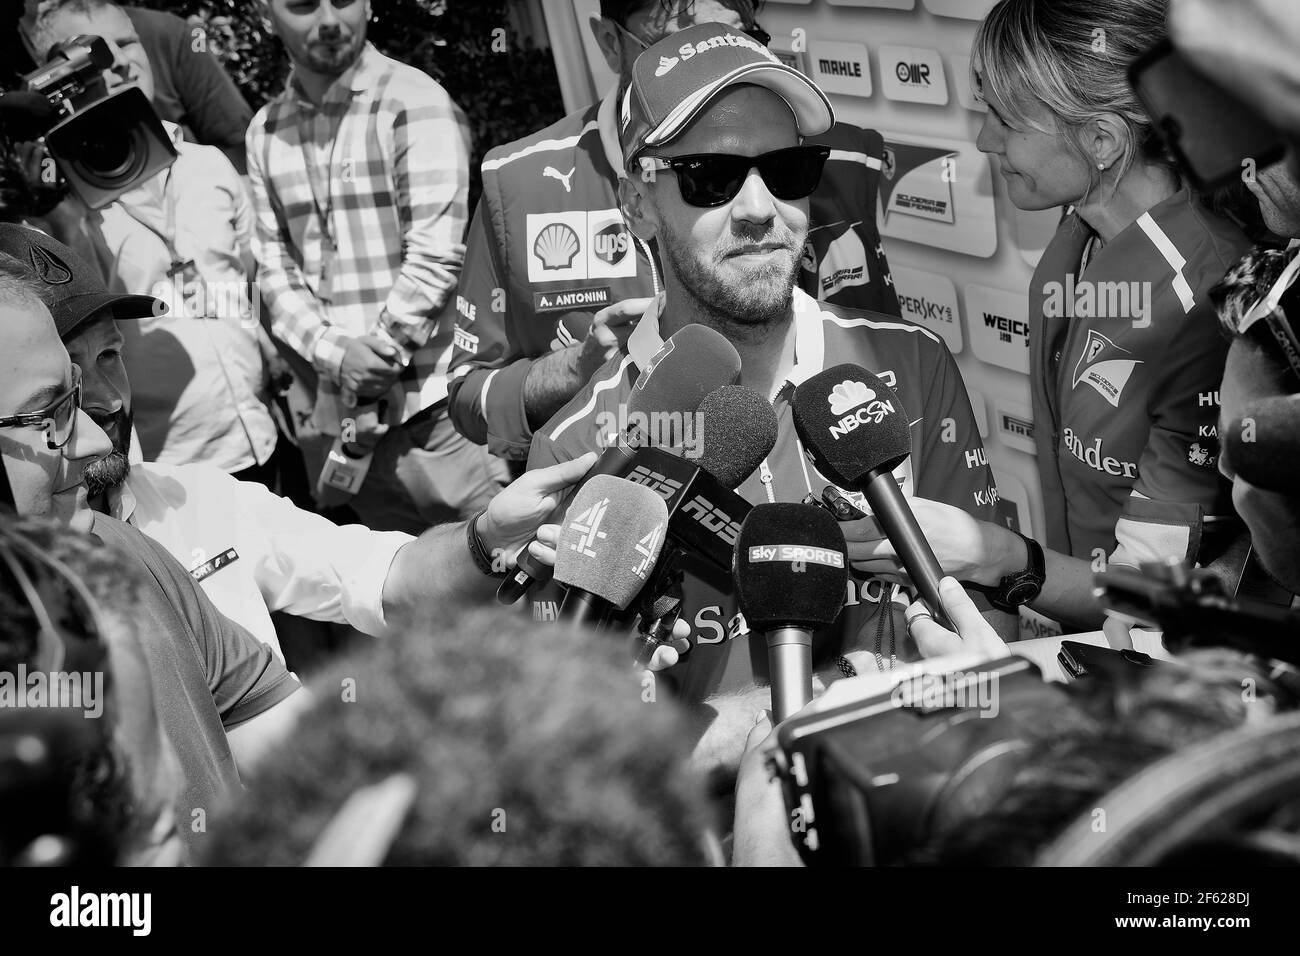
left=526, top=24, right=1011, bottom=775
left=447, top=0, right=900, bottom=468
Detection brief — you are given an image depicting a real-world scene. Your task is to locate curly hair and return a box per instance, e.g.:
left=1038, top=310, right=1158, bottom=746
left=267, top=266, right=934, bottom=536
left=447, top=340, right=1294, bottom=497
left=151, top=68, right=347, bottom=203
left=203, top=606, right=717, bottom=866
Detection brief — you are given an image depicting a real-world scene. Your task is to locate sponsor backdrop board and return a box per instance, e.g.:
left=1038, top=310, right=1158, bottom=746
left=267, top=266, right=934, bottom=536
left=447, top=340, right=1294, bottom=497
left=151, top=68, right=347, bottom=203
left=891, top=263, right=962, bottom=354
left=808, top=40, right=873, bottom=98
left=879, top=45, right=949, bottom=105
left=544, top=0, right=1071, bottom=563
left=876, top=132, right=998, bottom=258
left=745, top=2, right=1060, bottom=538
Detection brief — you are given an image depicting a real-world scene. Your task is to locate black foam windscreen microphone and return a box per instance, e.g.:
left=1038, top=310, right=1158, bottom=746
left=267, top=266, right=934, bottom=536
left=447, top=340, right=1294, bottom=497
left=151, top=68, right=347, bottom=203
left=694, top=385, right=780, bottom=489
left=734, top=503, right=848, bottom=721
left=554, top=475, right=670, bottom=629
left=497, top=323, right=741, bottom=605
left=1224, top=395, right=1300, bottom=493
left=791, top=364, right=954, bottom=631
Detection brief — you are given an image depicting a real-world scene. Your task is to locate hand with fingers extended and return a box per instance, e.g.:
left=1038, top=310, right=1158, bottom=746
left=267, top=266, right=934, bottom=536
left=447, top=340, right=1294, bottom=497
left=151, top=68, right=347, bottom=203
left=905, top=576, right=1010, bottom=660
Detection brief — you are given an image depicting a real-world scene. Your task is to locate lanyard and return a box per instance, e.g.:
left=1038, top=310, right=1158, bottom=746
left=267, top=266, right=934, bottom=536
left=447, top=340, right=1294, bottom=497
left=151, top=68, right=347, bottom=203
left=118, top=163, right=194, bottom=282
left=298, top=93, right=348, bottom=300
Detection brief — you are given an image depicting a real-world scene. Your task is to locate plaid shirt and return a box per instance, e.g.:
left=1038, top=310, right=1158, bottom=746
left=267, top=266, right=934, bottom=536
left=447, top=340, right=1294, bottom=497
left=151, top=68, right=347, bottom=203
left=246, top=43, right=470, bottom=429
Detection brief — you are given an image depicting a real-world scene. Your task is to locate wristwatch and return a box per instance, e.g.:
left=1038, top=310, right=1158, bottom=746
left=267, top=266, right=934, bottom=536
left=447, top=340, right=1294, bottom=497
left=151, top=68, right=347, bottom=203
left=988, top=531, right=1045, bottom=613
left=466, top=510, right=504, bottom=577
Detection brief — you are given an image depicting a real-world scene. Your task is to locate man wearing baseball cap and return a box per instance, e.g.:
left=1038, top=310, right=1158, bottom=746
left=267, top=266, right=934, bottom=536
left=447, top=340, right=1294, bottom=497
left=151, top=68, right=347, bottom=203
left=0, top=224, right=599, bottom=659
left=527, top=27, right=1012, bottom=773
left=448, top=6, right=899, bottom=466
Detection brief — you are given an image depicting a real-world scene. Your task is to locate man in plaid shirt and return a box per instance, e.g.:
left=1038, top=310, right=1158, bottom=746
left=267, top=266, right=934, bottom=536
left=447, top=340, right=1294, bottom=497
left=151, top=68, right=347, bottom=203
left=247, top=0, right=503, bottom=533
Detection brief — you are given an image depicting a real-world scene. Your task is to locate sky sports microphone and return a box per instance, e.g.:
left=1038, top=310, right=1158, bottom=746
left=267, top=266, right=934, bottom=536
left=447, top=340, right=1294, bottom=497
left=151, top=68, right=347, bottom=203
left=554, top=474, right=670, bottom=629
left=1223, top=395, right=1300, bottom=494
left=734, top=504, right=848, bottom=722
left=791, top=365, right=955, bottom=632
left=497, top=324, right=742, bottom=605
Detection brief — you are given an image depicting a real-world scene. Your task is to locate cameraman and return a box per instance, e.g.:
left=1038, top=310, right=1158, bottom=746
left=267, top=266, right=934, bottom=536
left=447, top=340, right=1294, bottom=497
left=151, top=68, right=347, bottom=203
left=28, top=0, right=283, bottom=485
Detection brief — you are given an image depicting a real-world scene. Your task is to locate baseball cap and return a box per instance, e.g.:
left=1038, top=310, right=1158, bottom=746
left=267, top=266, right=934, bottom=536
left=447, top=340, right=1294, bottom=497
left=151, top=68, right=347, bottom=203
left=0, top=223, right=164, bottom=338
left=619, top=22, right=834, bottom=171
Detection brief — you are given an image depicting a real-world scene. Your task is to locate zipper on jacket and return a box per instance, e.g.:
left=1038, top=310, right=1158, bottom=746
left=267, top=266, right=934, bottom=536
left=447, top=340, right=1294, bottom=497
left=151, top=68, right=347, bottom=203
left=758, top=460, right=776, bottom=503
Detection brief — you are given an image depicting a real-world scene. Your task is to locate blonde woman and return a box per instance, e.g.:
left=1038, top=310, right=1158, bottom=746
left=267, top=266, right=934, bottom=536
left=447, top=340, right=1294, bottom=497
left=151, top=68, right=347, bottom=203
left=849, top=0, right=1252, bottom=632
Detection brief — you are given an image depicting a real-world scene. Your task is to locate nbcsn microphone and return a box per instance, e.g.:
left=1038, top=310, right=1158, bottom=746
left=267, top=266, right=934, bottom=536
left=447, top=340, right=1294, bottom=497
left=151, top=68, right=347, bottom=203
left=629, top=385, right=779, bottom=666
left=792, top=365, right=955, bottom=631
left=497, top=324, right=742, bottom=605
left=734, top=503, right=848, bottom=722
left=554, top=475, right=670, bottom=628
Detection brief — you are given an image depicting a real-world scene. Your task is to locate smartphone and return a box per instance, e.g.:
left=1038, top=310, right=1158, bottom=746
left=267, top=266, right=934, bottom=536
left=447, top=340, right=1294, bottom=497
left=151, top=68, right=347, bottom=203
left=1057, top=640, right=1157, bottom=681
left=1129, top=39, right=1286, bottom=191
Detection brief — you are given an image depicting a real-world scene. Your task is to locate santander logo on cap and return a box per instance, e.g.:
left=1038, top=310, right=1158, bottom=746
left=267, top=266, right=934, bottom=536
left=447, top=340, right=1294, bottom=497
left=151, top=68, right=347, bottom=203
left=652, top=31, right=779, bottom=78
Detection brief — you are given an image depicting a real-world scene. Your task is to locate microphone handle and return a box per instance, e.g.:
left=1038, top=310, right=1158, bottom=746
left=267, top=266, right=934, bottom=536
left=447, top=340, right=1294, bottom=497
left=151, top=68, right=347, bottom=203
left=862, top=473, right=956, bottom=632
left=495, top=433, right=646, bottom=605
left=767, top=627, right=814, bottom=723
left=559, top=586, right=612, bottom=629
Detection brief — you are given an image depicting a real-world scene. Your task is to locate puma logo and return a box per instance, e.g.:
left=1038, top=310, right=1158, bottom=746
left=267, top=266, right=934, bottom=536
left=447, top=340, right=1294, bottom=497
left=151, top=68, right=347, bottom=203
left=543, top=165, right=576, bottom=193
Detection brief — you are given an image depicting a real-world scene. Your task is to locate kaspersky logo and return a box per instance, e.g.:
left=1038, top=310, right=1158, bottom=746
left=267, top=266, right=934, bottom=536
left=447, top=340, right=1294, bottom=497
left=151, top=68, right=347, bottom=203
left=827, top=380, right=895, bottom=440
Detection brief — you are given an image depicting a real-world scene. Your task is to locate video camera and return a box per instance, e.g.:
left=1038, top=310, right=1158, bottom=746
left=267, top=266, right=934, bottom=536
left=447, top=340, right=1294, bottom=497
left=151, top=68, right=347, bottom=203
left=15, top=34, right=175, bottom=209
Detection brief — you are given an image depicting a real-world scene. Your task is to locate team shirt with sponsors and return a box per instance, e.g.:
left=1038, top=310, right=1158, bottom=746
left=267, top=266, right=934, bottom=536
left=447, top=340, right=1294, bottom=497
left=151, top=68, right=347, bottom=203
left=1028, top=189, right=1251, bottom=568
left=527, top=288, right=998, bottom=703
left=448, top=90, right=901, bottom=460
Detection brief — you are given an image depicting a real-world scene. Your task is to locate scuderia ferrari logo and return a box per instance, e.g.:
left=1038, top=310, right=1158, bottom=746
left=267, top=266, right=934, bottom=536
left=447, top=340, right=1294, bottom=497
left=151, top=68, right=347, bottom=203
left=1072, top=329, right=1142, bottom=407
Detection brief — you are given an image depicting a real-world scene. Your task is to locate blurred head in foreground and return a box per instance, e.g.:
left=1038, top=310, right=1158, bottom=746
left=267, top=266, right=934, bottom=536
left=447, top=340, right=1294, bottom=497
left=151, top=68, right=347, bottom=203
left=204, top=607, right=717, bottom=866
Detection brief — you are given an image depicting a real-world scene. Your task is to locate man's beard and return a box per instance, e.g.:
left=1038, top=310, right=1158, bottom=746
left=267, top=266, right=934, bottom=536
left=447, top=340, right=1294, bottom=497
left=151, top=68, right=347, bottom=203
left=659, top=217, right=804, bottom=339
left=83, top=409, right=133, bottom=499
left=299, top=31, right=365, bottom=77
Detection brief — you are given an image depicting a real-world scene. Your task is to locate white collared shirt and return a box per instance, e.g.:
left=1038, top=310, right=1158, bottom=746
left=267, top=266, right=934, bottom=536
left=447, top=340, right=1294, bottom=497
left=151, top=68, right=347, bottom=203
left=110, top=461, right=412, bottom=658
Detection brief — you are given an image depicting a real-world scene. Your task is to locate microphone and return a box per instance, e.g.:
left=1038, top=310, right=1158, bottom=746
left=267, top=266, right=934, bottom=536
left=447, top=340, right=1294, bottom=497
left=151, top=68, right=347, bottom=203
left=626, top=385, right=779, bottom=661
left=554, top=475, right=670, bottom=629
left=1223, top=395, right=1300, bottom=494
left=497, top=324, right=742, bottom=605
left=791, top=365, right=955, bottom=631
left=734, top=503, right=849, bottom=722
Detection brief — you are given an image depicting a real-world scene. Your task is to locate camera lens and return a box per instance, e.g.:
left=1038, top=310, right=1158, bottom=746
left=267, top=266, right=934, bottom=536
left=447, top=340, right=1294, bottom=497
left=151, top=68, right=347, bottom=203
left=71, top=114, right=141, bottom=184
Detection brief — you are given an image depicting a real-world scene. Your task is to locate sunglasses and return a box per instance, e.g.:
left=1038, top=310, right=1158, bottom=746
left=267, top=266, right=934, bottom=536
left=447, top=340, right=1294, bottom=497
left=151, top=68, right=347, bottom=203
left=0, top=364, right=82, bottom=451
left=638, top=144, right=831, bottom=207
left=615, top=20, right=772, bottom=52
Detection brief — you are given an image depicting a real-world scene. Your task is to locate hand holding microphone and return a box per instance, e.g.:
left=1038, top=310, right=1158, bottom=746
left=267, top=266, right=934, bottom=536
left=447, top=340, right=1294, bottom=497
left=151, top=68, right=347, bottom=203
left=553, top=474, right=670, bottom=628
left=791, top=365, right=956, bottom=632
left=497, top=323, right=743, bottom=605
